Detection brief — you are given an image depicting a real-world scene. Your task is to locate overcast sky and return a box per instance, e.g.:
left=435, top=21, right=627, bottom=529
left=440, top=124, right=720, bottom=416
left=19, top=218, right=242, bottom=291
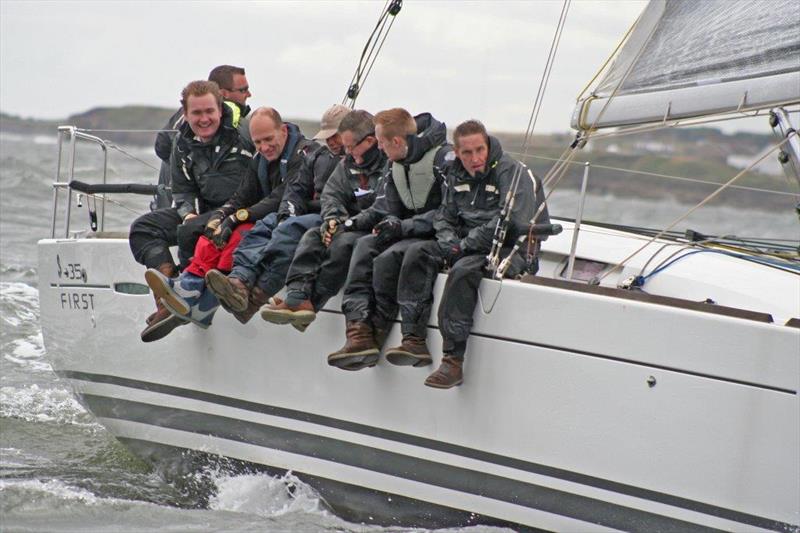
left=3, top=0, right=653, bottom=134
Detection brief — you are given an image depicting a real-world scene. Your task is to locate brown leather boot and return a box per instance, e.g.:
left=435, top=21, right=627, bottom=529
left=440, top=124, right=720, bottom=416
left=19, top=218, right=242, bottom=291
left=145, top=263, right=177, bottom=324
left=328, top=321, right=379, bottom=370
left=205, top=269, right=249, bottom=313
left=385, top=334, right=432, bottom=367
left=230, top=286, right=269, bottom=325
left=141, top=263, right=184, bottom=342
left=424, top=356, right=463, bottom=389
left=260, top=297, right=316, bottom=330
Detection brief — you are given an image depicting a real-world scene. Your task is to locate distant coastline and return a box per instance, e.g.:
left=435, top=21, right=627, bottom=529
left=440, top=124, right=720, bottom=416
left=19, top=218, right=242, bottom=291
left=1, top=106, right=795, bottom=212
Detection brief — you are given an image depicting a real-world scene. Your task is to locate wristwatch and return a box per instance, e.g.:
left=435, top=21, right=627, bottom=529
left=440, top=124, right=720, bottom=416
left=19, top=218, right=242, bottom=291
left=343, top=218, right=354, bottom=230
left=235, top=209, right=249, bottom=222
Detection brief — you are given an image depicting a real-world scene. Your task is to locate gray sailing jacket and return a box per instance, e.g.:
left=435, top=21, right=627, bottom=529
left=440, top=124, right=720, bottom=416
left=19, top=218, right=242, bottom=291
left=352, top=113, right=452, bottom=235
left=435, top=135, right=549, bottom=254
left=278, top=144, right=343, bottom=219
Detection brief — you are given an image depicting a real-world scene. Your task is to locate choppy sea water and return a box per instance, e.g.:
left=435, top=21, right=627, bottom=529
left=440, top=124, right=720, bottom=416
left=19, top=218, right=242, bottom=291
left=0, top=130, right=797, bottom=532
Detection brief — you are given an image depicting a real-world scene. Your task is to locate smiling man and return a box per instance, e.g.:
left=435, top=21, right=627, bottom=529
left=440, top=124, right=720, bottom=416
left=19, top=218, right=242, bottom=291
left=130, top=80, right=254, bottom=341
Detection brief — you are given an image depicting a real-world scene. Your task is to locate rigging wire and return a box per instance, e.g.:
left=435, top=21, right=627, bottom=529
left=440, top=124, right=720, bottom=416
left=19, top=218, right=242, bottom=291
left=505, top=151, right=799, bottom=197
left=593, top=132, right=798, bottom=284
left=341, top=0, right=402, bottom=108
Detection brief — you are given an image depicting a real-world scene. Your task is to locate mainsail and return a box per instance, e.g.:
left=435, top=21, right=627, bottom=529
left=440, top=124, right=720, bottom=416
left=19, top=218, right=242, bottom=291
left=572, top=0, right=800, bottom=130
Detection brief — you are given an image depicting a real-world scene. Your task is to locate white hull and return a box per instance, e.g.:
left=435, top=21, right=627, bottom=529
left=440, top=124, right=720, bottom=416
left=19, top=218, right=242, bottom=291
left=37, top=224, right=800, bottom=531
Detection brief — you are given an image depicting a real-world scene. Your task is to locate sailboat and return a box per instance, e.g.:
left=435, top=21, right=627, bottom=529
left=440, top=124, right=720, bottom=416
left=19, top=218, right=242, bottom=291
left=37, top=0, right=799, bottom=531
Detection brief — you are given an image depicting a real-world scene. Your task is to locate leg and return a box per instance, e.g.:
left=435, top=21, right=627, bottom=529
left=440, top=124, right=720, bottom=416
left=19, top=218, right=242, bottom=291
left=378, top=239, right=433, bottom=367
left=129, top=207, right=181, bottom=269
left=425, top=254, right=486, bottom=389
left=341, top=234, right=381, bottom=323
left=397, top=240, right=443, bottom=339
left=254, top=214, right=322, bottom=299
left=229, top=213, right=280, bottom=286
left=283, top=227, right=329, bottom=304
left=313, top=230, right=364, bottom=310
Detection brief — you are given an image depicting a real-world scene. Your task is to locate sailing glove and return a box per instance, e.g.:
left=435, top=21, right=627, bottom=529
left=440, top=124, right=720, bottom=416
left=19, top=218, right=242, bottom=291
left=374, top=216, right=403, bottom=247
left=211, top=215, right=237, bottom=249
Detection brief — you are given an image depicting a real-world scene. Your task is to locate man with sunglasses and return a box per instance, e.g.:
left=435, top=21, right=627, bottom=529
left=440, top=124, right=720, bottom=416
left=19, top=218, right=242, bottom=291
left=261, top=110, right=388, bottom=332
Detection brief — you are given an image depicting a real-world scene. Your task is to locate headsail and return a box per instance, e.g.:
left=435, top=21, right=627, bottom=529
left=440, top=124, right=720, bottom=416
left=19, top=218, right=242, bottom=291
left=572, top=0, right=800, bottom=130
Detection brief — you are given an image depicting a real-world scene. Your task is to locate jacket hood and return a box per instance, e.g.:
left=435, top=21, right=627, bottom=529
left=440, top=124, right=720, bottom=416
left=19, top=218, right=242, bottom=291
left=451, top=135, right=504, bottom=183
left=401, top=113, right=446, bottom=165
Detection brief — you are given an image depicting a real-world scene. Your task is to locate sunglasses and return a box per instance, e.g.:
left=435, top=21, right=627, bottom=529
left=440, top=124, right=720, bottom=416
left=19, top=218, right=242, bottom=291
left=228, top=86, right=250, bottom=94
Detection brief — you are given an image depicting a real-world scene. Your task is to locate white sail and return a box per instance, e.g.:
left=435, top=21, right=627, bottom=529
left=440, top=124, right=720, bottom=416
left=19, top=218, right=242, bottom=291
left=572, top=0, right=800, bottom=130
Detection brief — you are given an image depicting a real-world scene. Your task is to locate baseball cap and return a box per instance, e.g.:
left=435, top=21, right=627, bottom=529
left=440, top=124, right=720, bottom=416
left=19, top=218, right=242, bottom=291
left=313, top=104, right=351, bottom=140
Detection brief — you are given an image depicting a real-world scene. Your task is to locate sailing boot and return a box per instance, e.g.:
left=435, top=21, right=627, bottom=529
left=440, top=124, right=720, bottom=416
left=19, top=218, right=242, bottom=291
left=145, top=262, right=177, bottom=324
left=260, top=296, right=316, bottom=331
left=230, top=285, right=269, bottom=325
left=424, top=356, right=463, bottom=389
left=385, top=334, right=433, bottom=367
left=205, top=269, right=250, bottom=313
left=141, top=264, right=187, bottom=342
left=327, top=321, right=380, bottom=370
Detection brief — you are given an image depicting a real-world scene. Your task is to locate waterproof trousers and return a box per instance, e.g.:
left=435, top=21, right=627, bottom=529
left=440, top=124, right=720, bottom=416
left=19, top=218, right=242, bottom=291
left=129, top=208, right=213, bottom=271
left=396, top=240, right=445, bottom=339
left=342, top=235, right=425, bottom=330
left=230, top=213, right=323, bottom=298
left=284, top=227, right=365, bottom=310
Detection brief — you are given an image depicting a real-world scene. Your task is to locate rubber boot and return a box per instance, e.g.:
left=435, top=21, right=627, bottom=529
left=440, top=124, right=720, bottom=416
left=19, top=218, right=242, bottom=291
left=424, top=356, right=463, bottom=389
left=385, top=334, right=432, bottom=367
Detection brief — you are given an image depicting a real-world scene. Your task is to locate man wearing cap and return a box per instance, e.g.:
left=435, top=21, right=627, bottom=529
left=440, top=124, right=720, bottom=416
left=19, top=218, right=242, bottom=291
left=205, top=105, right=348, bottom=323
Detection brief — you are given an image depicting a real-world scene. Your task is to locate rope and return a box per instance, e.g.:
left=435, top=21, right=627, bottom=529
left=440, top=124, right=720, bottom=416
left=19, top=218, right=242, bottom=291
left=73, top=192, right=143, bottom=217
left=506, top=151, right=799, bottom=197
left=593, top=132, right=797, bottom=284
left=342, top=0, right=402, bottom=108
left=103, top=142, right=160, bottom=172
left=80, top=129, right=178, bottom=133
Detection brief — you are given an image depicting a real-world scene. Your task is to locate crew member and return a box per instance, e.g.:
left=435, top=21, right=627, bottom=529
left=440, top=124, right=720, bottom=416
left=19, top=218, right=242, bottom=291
left=401, top=120, right=548, bottom=389
left=130, top=80, right=254, bottom=341
left=327, top=108, right=451, bottom=371
left=205, top=104, right=348, bottom=323
left=260, top=110, right=388, bottom=331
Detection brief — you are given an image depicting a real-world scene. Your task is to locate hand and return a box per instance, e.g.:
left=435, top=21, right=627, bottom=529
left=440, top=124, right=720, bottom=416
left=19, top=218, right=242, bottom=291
left=203, top=213, right=224, bottom=240
left=373, top=216, right=402, bottom=247
left=211, top=215, right=237, bottom=249
left=320, top=219, right=339, bottom=247
left=441, top=243, right=463, bottom=266
left=183, top=213, right=198, bottom=222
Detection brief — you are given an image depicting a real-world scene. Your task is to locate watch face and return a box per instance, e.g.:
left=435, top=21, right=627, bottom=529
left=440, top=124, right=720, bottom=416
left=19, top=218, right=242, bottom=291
left=236, top=209, right=249, bottom=222
left=344, top=219, right=353, bottom=228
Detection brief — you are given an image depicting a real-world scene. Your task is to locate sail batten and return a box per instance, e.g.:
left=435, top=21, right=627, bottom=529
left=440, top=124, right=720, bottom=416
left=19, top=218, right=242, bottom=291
left=573, top=0, right=800, bottom=130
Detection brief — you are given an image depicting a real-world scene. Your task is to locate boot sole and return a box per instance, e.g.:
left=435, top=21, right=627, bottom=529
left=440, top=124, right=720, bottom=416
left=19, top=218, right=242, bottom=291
left=424, top=378, right=463, bottom=389
left=328, top=348, right=379, bottom=369
left=145, top=269, right=190, bottom=316
left=205, top=270, right=248, bottom=313
left=140, top=313, right=188, bottom=342
left=335, top=353, right=379, bottom=371
left=260, top=307, right=316, bottom=328
left=385, top=350, right=432, bottom=367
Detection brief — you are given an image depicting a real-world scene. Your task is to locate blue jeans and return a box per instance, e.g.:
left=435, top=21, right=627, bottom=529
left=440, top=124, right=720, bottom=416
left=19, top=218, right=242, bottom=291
left=230, top=213, right=323, bottom=298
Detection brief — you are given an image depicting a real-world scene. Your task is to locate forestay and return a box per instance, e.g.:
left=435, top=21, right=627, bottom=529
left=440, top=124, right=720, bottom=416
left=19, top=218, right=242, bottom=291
left=572, top=0, right=800, bottom=130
